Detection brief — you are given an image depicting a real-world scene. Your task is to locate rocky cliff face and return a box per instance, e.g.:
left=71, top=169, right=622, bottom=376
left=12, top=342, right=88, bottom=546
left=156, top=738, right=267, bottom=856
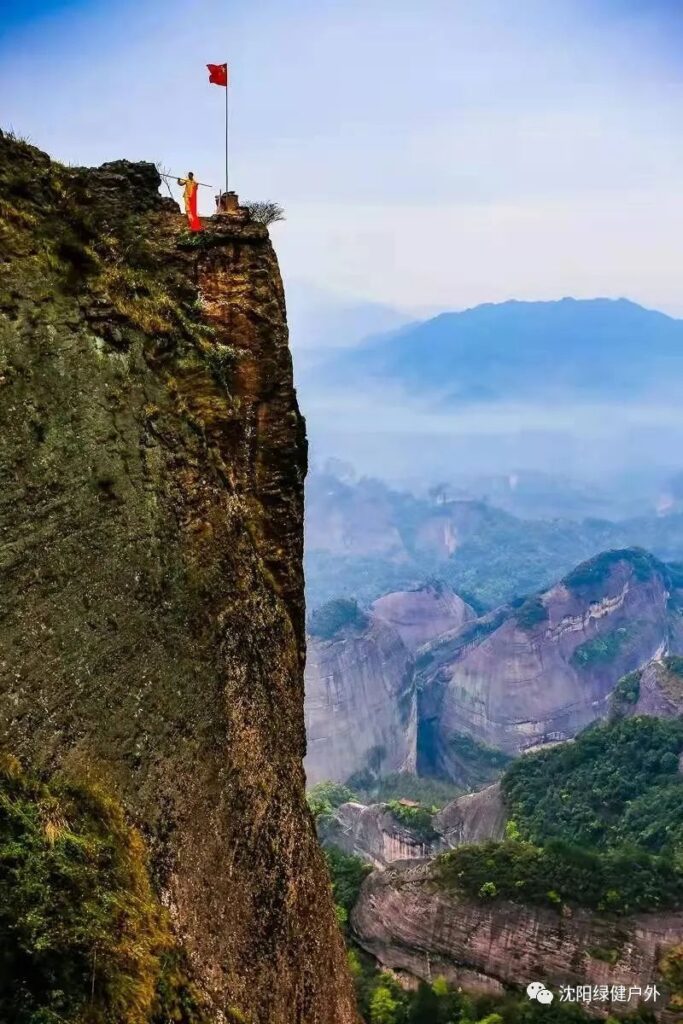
left=618, top=658, right=683, bottom=719
left=352, top=862, right=683, bottom=1012
left=319, top=801, right=438, bottom=867
left=320, top=783, right=505, bottom=867
left=371, top=582, right=475, bottom=651
left=0, top=132, right=356, bottom=1023
left=304, top=612, right=416, bottom=786
left=433, top=782, right=506, bottom=846
left=418, top=550, right=675, bottom=778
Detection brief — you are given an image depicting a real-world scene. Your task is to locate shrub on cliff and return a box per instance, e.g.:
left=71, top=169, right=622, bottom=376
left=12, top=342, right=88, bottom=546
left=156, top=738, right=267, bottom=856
left=387, top=800, right=439, bottom=842
left=661, top=943, right=683, bottom=1009
left=324, top=846, right=372, bottom=927
left=308, top=597, right=368, bottom=639
left=244, top=200, right=285, bottom=225
left=512, top=595, right=548, bottom=631
left=0, top=754, right=206, bottom=1024
left=609, top=669, right=641, bottom=714
left=570, top=626, right=631, bottom=669
left=664, top=654, right=683, bottom=679
left=307, top=780, right=358, bottom=823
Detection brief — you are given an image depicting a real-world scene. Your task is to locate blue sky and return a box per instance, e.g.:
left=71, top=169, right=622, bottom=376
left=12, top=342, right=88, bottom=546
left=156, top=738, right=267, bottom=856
left=2, top=0, right=683, bottom=318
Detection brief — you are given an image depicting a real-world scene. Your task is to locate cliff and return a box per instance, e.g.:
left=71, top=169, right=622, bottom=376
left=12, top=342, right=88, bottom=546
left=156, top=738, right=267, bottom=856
left=418, top=550, right=675, bottom=778
left=304, top=610, right=416, bottom=786
left=615, top=657, right=683, bottom=719
left=320, top=783, right=505, bottom=867
left=0, top=132, right=356, bottom=1023
left=371, top=582, right=475, bottom=651
left=433, top=781, right=506, bottom=846
left=319, top=800, right=438, bottom=868
left=352, top=861, right=683, bottom=1014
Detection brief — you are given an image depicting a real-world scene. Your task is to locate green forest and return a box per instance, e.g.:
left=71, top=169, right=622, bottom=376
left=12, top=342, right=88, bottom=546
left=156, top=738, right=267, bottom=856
left=436, top=718, right=683, bottom=916
left=501, top=716, right=683, bottom=852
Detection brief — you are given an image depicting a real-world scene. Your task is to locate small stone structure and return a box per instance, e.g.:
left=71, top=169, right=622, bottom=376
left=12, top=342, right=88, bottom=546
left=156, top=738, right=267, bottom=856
left=214, top=190, right=250, bottom=220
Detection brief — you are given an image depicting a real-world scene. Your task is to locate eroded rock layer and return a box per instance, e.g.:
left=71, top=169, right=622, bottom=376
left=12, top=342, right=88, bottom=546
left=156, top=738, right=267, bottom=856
left=352, top=862, right=683, bottom=1012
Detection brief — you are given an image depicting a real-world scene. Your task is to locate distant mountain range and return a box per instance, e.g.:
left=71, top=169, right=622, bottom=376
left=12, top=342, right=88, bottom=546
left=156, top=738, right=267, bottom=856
left=309, top=297, right=683, bottom=404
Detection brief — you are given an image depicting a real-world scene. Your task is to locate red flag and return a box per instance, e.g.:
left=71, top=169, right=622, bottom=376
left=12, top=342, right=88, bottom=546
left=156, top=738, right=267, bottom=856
left=207, top=63, right=228, bottom=87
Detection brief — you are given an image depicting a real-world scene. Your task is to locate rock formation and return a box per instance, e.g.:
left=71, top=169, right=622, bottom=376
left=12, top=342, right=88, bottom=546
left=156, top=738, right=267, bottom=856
left=371, top=582, right=475, bottom=651
left=418, top=550, right=676, bottom=779
left=320, top=783, right=505, bottom=867
left=319, top=801, right=439, bottom=867
left=614, top=658, right=683, bottom=720
left=352, top=861, right=683, bottom=1012
left=433, top=782, right=506, bottom=846
left=0, top=132, right=356, bottom=1023
left=304, top=611, right=416, bottom=786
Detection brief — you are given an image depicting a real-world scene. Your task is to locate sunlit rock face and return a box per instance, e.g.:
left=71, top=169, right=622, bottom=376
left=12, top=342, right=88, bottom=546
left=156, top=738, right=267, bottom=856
left=352, top=861, right=683, bottom=1008
left=417, top=551, right=676, bottom=778
left=304, top=610, right=417, bottom=786
left=0, top=131, right=357, bottom=1024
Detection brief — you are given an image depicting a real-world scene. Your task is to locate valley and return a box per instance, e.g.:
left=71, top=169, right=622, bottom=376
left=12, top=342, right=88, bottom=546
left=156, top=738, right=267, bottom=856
left=311, top=717, right=683, bottom=1018
left=305, top=549, right=683, bottom=787
left=305, top=541, right=683, bottom=1018
left=305, top=467, right=683, bottom=611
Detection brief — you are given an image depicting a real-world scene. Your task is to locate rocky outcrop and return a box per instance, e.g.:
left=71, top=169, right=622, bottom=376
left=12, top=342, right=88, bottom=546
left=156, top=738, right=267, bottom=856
left=617, top=658, right=683, bottom=719
left=304, top=612, right=416, bottom=785
left=319, top=801, right=439, bottom=867
left=434, top=782, right=506, bottom=846
left=352, top=862, right=683, bottom=1012
left=418, top=550, right=675, bottom=779
left=371, top=582, right=475, bottom=651
left=0, top=133, right=356, bottom=1023
left=321, top=783, right=505, bottom=867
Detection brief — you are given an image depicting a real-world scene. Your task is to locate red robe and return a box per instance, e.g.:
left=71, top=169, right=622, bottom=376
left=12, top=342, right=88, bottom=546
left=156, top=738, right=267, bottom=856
left=180, top=178, right=202, bottom=232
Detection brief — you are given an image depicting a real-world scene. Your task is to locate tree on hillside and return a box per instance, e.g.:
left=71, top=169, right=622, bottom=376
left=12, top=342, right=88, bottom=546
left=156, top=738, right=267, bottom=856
left=408, top=980, right=440, bottom=1024
left=370, top=985, right=399, bottom=1024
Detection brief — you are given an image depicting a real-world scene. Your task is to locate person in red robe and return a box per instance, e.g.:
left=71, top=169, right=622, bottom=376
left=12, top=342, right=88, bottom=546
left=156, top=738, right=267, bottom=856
left=177, top=172, right=202, bottom=232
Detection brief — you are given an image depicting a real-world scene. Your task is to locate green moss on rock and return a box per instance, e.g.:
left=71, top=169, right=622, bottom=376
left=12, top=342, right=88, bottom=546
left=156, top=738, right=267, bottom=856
left=0, top=754, right=207, bottom=1024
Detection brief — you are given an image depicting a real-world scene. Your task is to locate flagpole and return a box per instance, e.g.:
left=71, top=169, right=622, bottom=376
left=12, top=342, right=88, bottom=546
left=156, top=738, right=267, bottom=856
left=225, top=67, right=229, bottom=201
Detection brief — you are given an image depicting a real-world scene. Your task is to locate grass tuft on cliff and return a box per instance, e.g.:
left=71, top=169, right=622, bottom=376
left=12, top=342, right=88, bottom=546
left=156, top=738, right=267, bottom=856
left=0, top=754, right=206, bottom=1024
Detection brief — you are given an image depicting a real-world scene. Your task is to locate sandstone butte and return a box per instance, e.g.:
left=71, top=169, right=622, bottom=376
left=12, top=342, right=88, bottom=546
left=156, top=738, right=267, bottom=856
left=0, top=130, right=358, bottom=1023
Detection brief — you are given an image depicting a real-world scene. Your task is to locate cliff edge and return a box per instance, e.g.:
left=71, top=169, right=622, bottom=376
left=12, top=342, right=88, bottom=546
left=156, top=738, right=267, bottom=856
left=0, top=131, right=356, bottom=1023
